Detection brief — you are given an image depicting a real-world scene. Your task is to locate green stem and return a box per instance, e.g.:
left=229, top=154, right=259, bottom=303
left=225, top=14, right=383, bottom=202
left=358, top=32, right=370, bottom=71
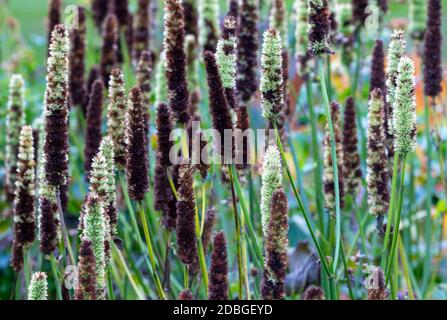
left=318, top=59, right=341, bottom=273
left=385, top=156, right=407, bottom=284
left=194, top=198, right=209, bottom=296
left=137, top=202, right=166, bottom=300
left=381, top=153, right=400, bottom=269
left=305, top=79, right=325, bottom=234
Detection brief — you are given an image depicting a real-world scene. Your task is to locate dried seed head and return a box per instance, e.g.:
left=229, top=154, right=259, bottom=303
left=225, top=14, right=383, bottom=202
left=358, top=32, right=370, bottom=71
left=164, top=0, right=191, bottom=125
left=85, top=80, right=105, bottom=181
left=342, top=98, right=362, bottom=195
left=303, top=285, right=325, bottom=300
left=176, top=164, right=198, bottom=265
left=323, top=102, right=345, bottom=214
left=236, top=0, right=259, bottom=104
left=43, top=24, right=70, bottom=188
left=107, top=68, right=127, bottom=168
left=12, top=126, right=36, bottom=251
left=409, top=0, right=427, bottom=41
left=261, top=188, right=288, bottom=300
left=100, top=14, right=119, bottom=87
left=208, top=231, right=229, bottom=300
left=308, top=0, right=332, bottom=55
left=199, top=0, right=220, bottom=53
left=69, top=6, right=87, bottom=107
left=133, top=0, right=150, bottom=63
left=75, top=239, right=98, bottom=300
left=261, top=146, right=283, bottom=237
left=5, top=74, right=25, bottom=202
left=367, top=89, right=390, bottom=220
left=423, top=0, right=443, bottom=98
left=386, top=30, right=406, bottom=137
left=125, top=87, right=150, bottom=201
left=11, top=241, right=24, bottom=272
left=28, top=272, right=48, bottom=300
left=261, top=28, right=284, bottom=123
left=92, top=0, right=109, bottom=29
left=393, top=57, right=417, bottom=155
left=38, top=188, right=59, bottom=255
left=183, top=0, right=199, bottom=40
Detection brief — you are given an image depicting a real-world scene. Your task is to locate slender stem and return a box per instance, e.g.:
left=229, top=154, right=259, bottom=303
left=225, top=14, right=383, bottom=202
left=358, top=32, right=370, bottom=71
left=318, top=58, right=341, bottom=273
left=385, top=156, right=407, bottom=284
left=137, top=202, right=166, bottom=300
left=305, top=79, right=326, bottom=234
left=49, top=255, right=62, bottom=300
left=381, top=153, right=400, bottom=269
left=194, top=198, right=209, bottom=296
left=398, top=234, right=414, bottom=300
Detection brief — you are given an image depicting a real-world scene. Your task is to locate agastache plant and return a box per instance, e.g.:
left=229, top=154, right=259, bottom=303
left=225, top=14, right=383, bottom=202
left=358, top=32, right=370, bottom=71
left=392, top=57, right=417, bottom=156
left=100, top=14, right=119, bottom=87
left=133, top=0, right=150, bottom=63
left=164, top=0, right=191, bottom=125
left=261, top=146, right=283, bottom=237
left=260, top=28, right=284, bottom=124
left=308, top=0, right=332, bottom=55
left=5, top=74, right=25, bottom=202
left=75, top=239, right=98, bottom=300
left=208, top=231, right=229, bottom=300
left=216, top=16, right=237, bottom=110
left=136, top=50, right=152, bottom=135
left=386, top=30, right=406, bottom=137
left=367, top=89, right=390, bottom=231
left=28, top=272, right=48, bottom=300
left=47, top=0, right=61, bottom=55
left=107, top=68, right=128, bottom=168
left=11, top=126, right=36, bottom=272
left=261, top=188, right=288, bottom=300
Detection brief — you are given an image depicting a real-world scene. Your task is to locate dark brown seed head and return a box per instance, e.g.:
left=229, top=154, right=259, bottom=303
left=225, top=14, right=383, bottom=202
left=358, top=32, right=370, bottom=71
left=236, top=0, right=259, bottom=103
left=370, top=40, right=386, bottom=94
left=11, top=241, right=24, bottom=272
left=69, top=6, right=87, bottom=108
left=92, top=0, right=109, bottom=29
left=164, top=0, right=191, bottom=125
left=204, top=51, right=234, bottom=160
left=308, top=0, right=332, bottom=55
left=126, top=87, right=149, bottom=201
left=39, top=197, right=59, bottom=255
left=303, top=285, right=325, bottom=300
left=228, top=0, right=239, bottom=18
left=44, top=24, right=69, bottom=188
left=342, top=97, right=362, bottom=195
left=261, top=188, right=288, bottom=300
left=176, top=164, right=198, bottom=265
left=75, top=239, right=98, bottom=300
left=84, top=80, right=104, bottom=181
left=115, top=0, right=130, bottom=27
left=423, top=0, right=443, bottom=98
left=133, top=0, right=150, bottom=63
left=183, top=0, right=199, bottom=40
left=156, top=103, right=174, bottom=168
left=100, top=14, right=119, bottom=87
left=208, top=231, right=229, bottom=300
left=235, top=104, right=250, bottom=170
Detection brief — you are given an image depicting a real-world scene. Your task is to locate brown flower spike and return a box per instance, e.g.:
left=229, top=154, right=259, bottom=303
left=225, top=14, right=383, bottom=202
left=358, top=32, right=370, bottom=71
left=69, top=6, right=87, bottom=108
left=164, top=0, right=191, bottom=125
left=136, top=50, right=152, bottom=135
left=125, top=87, right=149, bottom=201
left=342, top=97, right=362, bottom=195
left=261, top=188, right=289, bottom=300
left=423, top=0, right=443, bottom=98
left=175, top=164, right=198, bottom=265
left=75, top=239, right=98, bottom=300
left=47, top=0, right=61, bottom=56
left=133, top=0, right=150, bottom=64
left=208, top=231, right=229, bottom=300
left=204, top=51, right=234, bottom=161
left=236, top=0, right=259, bottom=104
left=84, top=80, right=104, bottom=181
